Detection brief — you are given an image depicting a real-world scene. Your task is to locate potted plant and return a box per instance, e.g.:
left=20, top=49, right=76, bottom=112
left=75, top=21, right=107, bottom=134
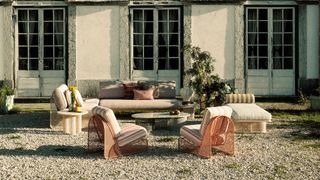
left=310, top=86, right=320, bottom=110
left=0, top=81, right=15, bottom=113
left=183, top=45, right=235, bottom=111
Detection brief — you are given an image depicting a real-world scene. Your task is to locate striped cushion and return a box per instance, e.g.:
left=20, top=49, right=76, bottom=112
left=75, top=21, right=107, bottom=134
left=52, top=84, right=68, bottom=111
left=200, top=106, right=232, bottom=136
left=226, top=94, right=255, bottom=103
left=65, top=90, right=84, bottom=107
left=180, top=124, right=202, bottom=146
left=92, top=106, right=121, bottom=136
left=117, top=123, right=147, bottom=147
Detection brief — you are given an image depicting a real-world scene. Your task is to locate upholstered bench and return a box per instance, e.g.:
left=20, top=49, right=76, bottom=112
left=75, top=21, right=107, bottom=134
left=226, top=94, right=272, bottom=133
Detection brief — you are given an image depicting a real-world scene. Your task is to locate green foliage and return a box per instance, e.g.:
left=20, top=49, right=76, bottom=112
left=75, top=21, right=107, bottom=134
left=184, top=44, right=235, bottom=108
left=297, top=89, right=309, bottom=105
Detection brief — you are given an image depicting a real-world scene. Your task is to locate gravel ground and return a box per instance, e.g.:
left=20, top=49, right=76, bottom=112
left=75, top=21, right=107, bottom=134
left=0, top=112, right=319, bottom=179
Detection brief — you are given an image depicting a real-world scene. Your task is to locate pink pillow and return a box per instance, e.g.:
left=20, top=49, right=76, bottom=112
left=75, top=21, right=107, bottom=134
left=133, top=89, right=154, bottom=100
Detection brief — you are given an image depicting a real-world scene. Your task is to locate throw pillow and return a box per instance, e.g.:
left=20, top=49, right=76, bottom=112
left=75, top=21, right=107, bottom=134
left=133, top=89, right=154, bottom=100
left=138, top=81, right=160, bottom=98
left=123, top=82, right=138, bottom=99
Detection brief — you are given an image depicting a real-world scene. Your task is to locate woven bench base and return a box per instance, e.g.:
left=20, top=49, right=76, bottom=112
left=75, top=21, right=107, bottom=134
left=234, top=121, right=266, bottom=133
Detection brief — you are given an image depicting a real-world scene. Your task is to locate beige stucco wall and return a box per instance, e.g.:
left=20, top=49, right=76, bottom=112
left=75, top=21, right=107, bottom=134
left=0, top=6, right=4, bottom=80
left=76, top=6, right=120, bottom=80
left=306, top=5, right=319, bottom=79
left=191, top=5, right=235, bottom=80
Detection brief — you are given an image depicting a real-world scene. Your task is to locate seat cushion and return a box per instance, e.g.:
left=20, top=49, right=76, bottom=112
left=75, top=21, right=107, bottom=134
left=117, top=123, right=148, bottom=147
left=52, top=84, right=68, bottom=111
left=180, top=124, right=202, bottom=146
left=200, top=106, right=232, bottom=136
left=99, top=99, right=181, bottom=110
left=227, top=103, right=272, bottom=122
left=92, top=106, right=121, bottom=136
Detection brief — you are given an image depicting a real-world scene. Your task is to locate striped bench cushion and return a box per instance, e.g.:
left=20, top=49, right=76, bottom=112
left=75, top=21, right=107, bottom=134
left=92, top=106, right=121, bottom=136
left=117, top=123, right=147, bottom=147
left=227, top=103, right=272, bottom=122
left=180, top=124, right=202, bottom=146
left=226, top=94, right=255, bottom=104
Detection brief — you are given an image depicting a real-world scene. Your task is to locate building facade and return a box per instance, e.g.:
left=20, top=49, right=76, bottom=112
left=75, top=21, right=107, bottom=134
left=0, top=0, right=319, bottom=97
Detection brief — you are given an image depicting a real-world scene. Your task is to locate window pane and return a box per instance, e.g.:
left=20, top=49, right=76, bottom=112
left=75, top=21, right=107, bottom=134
left=258, top=9, right=267, bottom=20
left=44, top=10, right=53, bottom=21
left=144, top=10, right=153, bottom=21
left=248, top=58, right=257, bottom=69
left=144, top=22, right=153, bottom=33
left=29, top=22, right=38, bottom=33
left=134, top=47, right=143, bottom=57
left=43, top=59, right=53, bottom=70
left=19, top=58, right=28, bottom=70
left=169, top=10, right=178, bottom=21
left=248, top=21, right=257, bottom=32
left=29, top=59, right=39, bottom=70
left=159, top=10, right=167, bottom=21
left=19, top=22, right=28, bottom=33
left=159, top=22, right=167, bottom=33
left=159, top=47, right=168, bottom=58
left=169, top=22, right=178, bottom=33
left=133, top=10, right=143, bottom=21
left=30, top=35, right=38, bottom=45
left=284, top=34, right=293, bottom=44
left=30, top=47, right=38, bottom=58
left=169, top=34, right=178, bottom=45
left=248, top=33, right=257, bottom=44
left=54, top=10, right=64, bottom=21
left=29, top=10, right=38, bottom=21
left=273, top=34, right=282, bottom=45
left=54, top=22, right=64, bottom=33
left=134, top=22, right=142, bottom=33
left=144, top=47, right=153, bottom=57
left=284, top=9, right=293, bottom=20
left=44, top=34, right=53, bottom=45
left=258, top=21, right=268, bottom=32
left=273, top=58, right=282, bottom=69
left=169, top=46, right=179, bottom=57
left=158, top=58, right=167, bottom=70
left=19, top=47, right=28, bottom=57
left=284, top=22, right=293, bottom=32
left=44, top=22, right=53, bottom=33
left=159, top=34, right=167, bottom=45
left=248, top=46, right=257, bottom=56
left=273, top=22, right=282, bottom=32
left=284, top=46, right=293, bottom=56
left=19, top=35, right=28, bottom=45
left=169, top=58, right=179, bottom=69
left=18, top=10, right=28, bottom=21
left=284, top=58, right=293, bottom=69
left=44, top=47, right=53, bottom=57
left=134, top=34, right=143, bottom=45
left=259, top=33, right=268, bottom=44
left=54, top=35, right=64, bottom=45
left=134, top=58, right=143, bottom=70
left=55, top=47, right=64, bottom=57
left=259, top=46, right=268, bottom=57
left=259, top=58, right=268, bottom=69
left=248, top=9, right=257, bottom=20
left=273, top=46, right=282, bottom=57
left=55, top=59, right=64, bottom=70
left=273, top=9, right=282, bottom=20
left=144, top=59, right=153, bottom=70
left=144, top=34, right=153, bottom=45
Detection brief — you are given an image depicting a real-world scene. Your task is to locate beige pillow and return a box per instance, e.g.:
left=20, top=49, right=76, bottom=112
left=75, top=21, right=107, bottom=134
left=65, top=90, right=84, bottom=107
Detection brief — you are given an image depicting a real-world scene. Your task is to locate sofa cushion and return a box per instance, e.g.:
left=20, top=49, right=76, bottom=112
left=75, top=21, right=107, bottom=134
left=117, top=123, right=147, bottom=147
left=99, top=81, right=124, bottom=99
left=138, top=81, right=160, bottom=98
left=227, top=103, right=272, bottom=122
left=180, top=124, right=202, bottom=146
left=123, top=81, right=138, bottom=99
left=92, top=106, right=121, bottom=136
left=133, top=89, right=154, bottom=100
left=52, top=84, right=68, bottom=111
left=158, top=81, right=176, bottom=98
left=99, top=99, right=181, bottom=110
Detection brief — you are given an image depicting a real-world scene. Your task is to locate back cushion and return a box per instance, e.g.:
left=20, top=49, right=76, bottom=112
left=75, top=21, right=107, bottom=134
left=123, top=81, right=138, bottom=99
left=225, top=94, right=255, bottom=104
left=65, top=90, right=84, bottom=107
left=99, top=81, right=124, bottom=99
left=52, top=84, right=68, bottom=111
left=200, top=106, right=232, bottom=136
left=138, top=80, right=176, bottom=99
left=92, top=106, right=121, bottom=136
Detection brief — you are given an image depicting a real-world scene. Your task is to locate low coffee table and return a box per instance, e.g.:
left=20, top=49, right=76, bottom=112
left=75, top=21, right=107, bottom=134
left=132, top=112, right=189, bottom=132
left=57, top=110, right=88, bottom=135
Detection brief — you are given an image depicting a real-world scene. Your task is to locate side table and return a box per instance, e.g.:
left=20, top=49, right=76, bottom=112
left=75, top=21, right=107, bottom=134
left=57, top=110, right=88, bottom=135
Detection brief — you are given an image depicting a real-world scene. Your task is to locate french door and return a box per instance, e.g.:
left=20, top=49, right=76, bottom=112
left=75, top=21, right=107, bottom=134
left=246, top=7, right=295, bottom=95
left=16, top=8, right=66, bottom=97
left=130, top=7, right=181, bottom=93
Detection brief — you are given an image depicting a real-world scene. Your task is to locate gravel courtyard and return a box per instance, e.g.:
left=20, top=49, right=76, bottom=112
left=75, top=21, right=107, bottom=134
left=0, top=111, right=319, bottom=179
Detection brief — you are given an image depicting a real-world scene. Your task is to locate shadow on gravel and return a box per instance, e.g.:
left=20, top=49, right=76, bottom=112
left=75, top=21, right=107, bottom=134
left=0, top=112, right=50, bottom=129
left=0, top=145, right=88, bottom=158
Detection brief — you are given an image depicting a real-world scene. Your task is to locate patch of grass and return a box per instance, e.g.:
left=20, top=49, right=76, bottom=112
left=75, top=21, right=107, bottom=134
left=274, top=165, right=287, bottom=177
left=225, top=163, right=241, bottom=170
left=156, top=137, right=176, bottom=142
left=7, top=135, right=22, bottom=140
left=303, top=143, right=320, bottom=149
left=271, top=110, right=320, bottom=122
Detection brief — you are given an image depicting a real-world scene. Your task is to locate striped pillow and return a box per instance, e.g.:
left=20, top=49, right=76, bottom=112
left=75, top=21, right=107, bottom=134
left=92, top=106, right=121, bottom=136
left=52, top=84, right=68, bottom=111
left=200, top=106, right=232, bottom=136
left=225, top=94, right=255, bottom=104
left=65, top=90, right=84, bottom=107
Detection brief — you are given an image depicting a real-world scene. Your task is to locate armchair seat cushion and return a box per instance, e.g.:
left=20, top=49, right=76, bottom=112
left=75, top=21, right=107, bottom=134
left=180, top=124, right=202, bottom=146
left=227, top=103, right=272, bottom=122
left=117, top=124, right=148, bottom=147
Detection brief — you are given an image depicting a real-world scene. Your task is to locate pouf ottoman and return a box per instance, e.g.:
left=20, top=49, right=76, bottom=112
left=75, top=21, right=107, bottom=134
left=227, top=103, right=272, bottom=133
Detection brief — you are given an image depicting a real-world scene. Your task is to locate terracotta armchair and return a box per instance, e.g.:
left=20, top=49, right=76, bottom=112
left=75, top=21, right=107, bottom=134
left=88, top=106, right=148, bottom=159
left=178, top=106, right=235, bottom=158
